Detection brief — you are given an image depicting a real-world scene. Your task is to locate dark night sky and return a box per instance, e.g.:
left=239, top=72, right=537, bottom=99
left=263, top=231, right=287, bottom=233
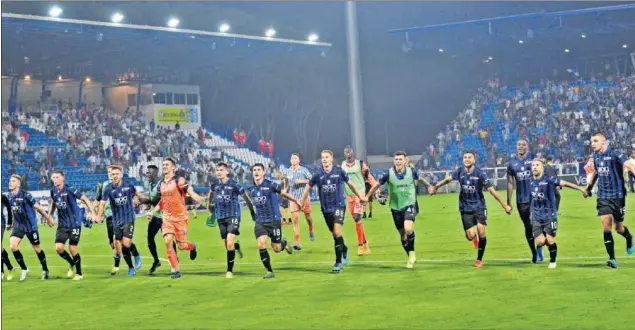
left=2, top=1, right=633, bottom=158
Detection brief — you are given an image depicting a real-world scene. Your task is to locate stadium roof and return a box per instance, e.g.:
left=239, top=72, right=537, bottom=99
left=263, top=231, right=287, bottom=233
left=1, top=2, right=331, bottom=82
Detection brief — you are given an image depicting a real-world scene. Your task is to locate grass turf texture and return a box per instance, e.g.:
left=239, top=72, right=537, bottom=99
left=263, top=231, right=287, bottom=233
left=2, top=190, right=634, bottom=329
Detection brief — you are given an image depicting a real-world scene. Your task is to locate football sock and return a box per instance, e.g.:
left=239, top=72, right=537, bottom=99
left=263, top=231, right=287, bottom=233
left=122, top=247, right=134, bottom=269
left=279, top=240, right=288, bottom=253
left=1, top=249, right=13, bottom=271
left=407, top=232, right=416, bottom=252
left=129, top=243, right=140, bottom=257
left=604, top=230, right=616, bottom=259
left=227, top=249, right=236, bottom=272
left=114, top=254, right=121, bottom=268
left=355, top=221, right=366, bottom=245
left=618, top=226, right=633, bottom=247
left=259, top=249, right=272, bottom=272
left=477, top=237, right=487, bottom=261
left=37, top=250, right=49, bottom=272
left=167, top=247, right=179, bottom=270
left=58, top=250, right=75, bottom=267
left=12, top=250, right=27, bottom=270
left=548, top=243, right=558, bottom=263
left=334, top=236, right=344, bottom=263
left=72, top=253, right=82, bottom=276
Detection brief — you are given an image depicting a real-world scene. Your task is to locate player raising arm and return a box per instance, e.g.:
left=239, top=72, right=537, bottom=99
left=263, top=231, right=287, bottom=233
left=367, top=151, right=434, bottom=269
left=585, top=132, right=635, bottom=268
left=432, top=151, right=512, bottom=267
left=529, top=159, right=587, bottom=269
left=249, top=163, right=298, bottom=279
left=300, top=150, right=367, bottom=272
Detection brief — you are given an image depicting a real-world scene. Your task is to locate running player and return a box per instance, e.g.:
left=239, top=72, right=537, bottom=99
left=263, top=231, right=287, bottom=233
left=342, top=146, right=376, bottom=255
left=144, top=165, right=178, bottom=275
left=249, top=163, right=296, bottom=279
left=96, top=167, right=142, bottom=275
left=506, top=139, right=541, bottom=263
left=47, top=170, right=98, bottom=280
left=529, top=159, right=587, bottom=269
left=367, top=151, right=435, bottom=269
left=284, top=153, right=315, bottom=249
left=585, top=132, right=635, bottom=268
left=300, top=150, right=367, bottom=272
left=5, top=175, right=53, bottom=281
left=543, top=156, right=561, bottom=211
left=146, top=158, right=206, bottom=279
left=98, top=165, right=149, bottom=276
left=432, top=151, right=512, bottom=267
left=2, top=193, right=14, bottom=280
left=207, top=162, right=249, bottom=278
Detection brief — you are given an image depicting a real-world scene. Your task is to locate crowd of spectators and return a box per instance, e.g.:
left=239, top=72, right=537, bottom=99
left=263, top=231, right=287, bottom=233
left=421, top=72, right=635, bottom=171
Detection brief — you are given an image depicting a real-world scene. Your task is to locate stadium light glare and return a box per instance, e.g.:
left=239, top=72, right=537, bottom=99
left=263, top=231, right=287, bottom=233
left=564, top=48, right=570, bottom=53
left=24, top=75, right=31, bottom=80
left=111, top=12, right=124, bottom=23
left=623, top=44, right=628, bottom=48
left=581, top=33, right=586, bottom=38
left=219, top=23, right=230, bottom=33
left=167, top=17, right=180, bottom=28
left=57, top=75, right=63, bottom=81
left=518, top=40, right=524, bottom=44
left=265, top=28, right=276, bottom=38
left=307, top=33, right=319, bottom=42
left=488, top=56, right=493, bottom=60
left=85, top=77, right=91, bottom=83
left=48, top=6, right=63, bottom=18
left=438, top=48, right=444, bottom=53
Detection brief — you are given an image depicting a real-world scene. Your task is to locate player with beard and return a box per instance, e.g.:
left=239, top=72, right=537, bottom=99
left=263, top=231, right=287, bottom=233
left=433, top=151, right=512, bottom=267
left=506, top=139, right=541, bottom=263
left=585, top=132, right=635, bottom=268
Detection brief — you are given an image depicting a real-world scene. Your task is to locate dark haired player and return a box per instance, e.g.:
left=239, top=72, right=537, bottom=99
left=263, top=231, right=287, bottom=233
left=529, top=159, right=587, bottom=269
left=300, top=150, right=367, bottom=272
left=249, top=163, right=297, bottom=279
left=506, top=139, right=542, bottom=263
left=207, top=162, right=249, bottom=278
left=433, top=151, right=512, bottom=267
left=586, top=132, right=635, bottom=268
left=367, top=151, right=435, bottom=269
left=98, top=165, right=149, bottom=276
left=2, top=193, right=14, bottom=280
left=47, top=170, right=98, bottom=280
left=543, top=156, right=561, bottom=211
left=6, top=175, right=54, bottom=281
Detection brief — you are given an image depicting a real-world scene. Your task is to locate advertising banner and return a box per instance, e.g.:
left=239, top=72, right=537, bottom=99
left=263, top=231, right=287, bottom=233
left=156, top=107, right=199, bottom=123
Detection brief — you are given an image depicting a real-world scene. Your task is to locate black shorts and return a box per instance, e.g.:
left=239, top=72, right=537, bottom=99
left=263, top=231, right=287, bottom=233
left=280, top=198, right=289, bottom=209
left=390, top=205, right=417, bottom=231
left=114, top=222, right=135, bottom=241
left=365, top=184, right=374, bottom=201
left=106, top=216, right=115, bottom=245
left=254, top=221, right=282, bottom=244
left=460, top=209, right=488, bottom=231
left=323, top=207, right=345, bottom=233
left=55, top=227, right=82, bottom=245
left=11, top=228, right=41, bottom=246
left=597, top=198, right=626, bottom=222
left=517, top=202, right=531, bottom=223
left=218, top=217, right=241, bottom=239
left=532, top=220, right=558, bottom=238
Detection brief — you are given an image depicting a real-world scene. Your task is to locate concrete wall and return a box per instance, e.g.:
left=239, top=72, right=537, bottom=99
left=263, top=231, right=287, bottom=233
left=1, top=78, right=104, bottom=111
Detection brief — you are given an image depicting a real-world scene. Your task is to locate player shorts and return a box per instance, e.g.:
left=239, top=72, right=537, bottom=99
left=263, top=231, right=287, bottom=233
left=597, top=198, right=625, bottom=222
left=323, top=207, right=346, bottom=233
left=254, top=221, right=282, bottom=244
left=11, top=228, right=41, bottom=246
left=365, top=183, right=374, bottom=201
left=532, top=220, right=558, bottom=238
left=290, top=199, right=312, bottom=214
left=390, top=205, right=417, bottom=230
left=106, top=216, right=114, bottom=245
left=218, top=217, right=241, bottom=239
left=114, top=222, right=135, bottom=241
left=279, top=198, right=289, bottom=209
left=162, top=220, right=189, bottom=243
left=460, top=209, right=488, bottom=231
left=346, top=195, right=364, bottom=217
left=517, top=203, right=531, bottom=223
left=55, top=227, right=82, bottom=245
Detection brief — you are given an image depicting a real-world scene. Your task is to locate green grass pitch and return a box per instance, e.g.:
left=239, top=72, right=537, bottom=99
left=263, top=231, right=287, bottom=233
left=2, top=190, right=634, bottom=329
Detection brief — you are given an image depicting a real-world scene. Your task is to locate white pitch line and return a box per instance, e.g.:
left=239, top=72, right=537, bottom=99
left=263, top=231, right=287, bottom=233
left=38, top=254, right=629, bottom=268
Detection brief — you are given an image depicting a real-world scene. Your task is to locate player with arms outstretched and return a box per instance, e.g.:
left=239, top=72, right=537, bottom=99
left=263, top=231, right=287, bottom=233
left=300, top=150, right=367, bottom=272
left=342, top=146, right=376, bottom=255
left=506, top=139, right=542, bottom=263
left=6, top=175, right=54, bottom=281
left=249, top=163, right=297, bottom=279
left=585, top=132, right=635, bottom=268
left=48, top=170, right=98, bottom=280
left=146, top=158, right=206, bottom=279
left=207, top=162, right=249, bottom=278
left=529, top=159, right=587, bottom=269
left=367, top=151, right=434, bottom=269
left=98, top=165, right=149, bottom=276
left=433, top=151, right=512, bottom=267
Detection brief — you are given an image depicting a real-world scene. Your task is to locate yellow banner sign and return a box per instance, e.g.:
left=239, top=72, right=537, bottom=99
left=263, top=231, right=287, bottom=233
left=156, top=107, right=191, bottom=123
